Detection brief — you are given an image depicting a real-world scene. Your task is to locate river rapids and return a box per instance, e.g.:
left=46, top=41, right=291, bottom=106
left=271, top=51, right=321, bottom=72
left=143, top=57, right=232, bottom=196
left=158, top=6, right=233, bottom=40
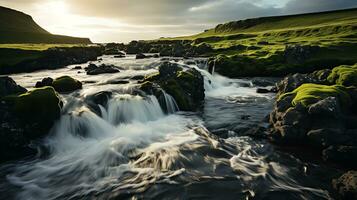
left=0, top=55, right=337, bottom=200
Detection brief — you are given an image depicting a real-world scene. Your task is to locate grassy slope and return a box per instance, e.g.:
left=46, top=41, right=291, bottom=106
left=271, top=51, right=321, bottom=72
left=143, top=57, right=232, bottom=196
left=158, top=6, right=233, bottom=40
left=0, top=6, right=91, bottom=44
left=163, top=8, right=357, bottom=77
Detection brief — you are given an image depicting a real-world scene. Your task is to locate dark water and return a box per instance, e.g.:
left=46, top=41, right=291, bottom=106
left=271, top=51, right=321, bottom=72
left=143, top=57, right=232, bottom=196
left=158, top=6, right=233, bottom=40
left=0, top=56, right=338, bottom=199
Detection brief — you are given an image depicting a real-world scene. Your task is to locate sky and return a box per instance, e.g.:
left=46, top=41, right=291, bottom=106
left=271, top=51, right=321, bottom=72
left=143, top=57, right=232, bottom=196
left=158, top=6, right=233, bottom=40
left=1, top=0, right=357, bottom=43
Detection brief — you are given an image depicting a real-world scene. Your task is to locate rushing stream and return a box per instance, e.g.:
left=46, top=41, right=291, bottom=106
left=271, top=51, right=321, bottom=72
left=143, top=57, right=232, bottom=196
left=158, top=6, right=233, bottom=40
left=0, top=55, right=337, bottom=199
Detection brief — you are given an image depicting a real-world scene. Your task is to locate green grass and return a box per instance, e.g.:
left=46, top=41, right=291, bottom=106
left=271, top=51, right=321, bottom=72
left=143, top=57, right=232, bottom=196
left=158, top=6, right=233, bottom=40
left=159, top=8, right=357, bottom=77
left=0, top=44, right=91, bottom=51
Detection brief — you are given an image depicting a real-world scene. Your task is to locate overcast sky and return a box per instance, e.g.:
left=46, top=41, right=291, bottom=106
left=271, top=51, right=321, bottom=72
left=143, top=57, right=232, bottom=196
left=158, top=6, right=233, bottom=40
left=1, top=0, right=356, bottom=42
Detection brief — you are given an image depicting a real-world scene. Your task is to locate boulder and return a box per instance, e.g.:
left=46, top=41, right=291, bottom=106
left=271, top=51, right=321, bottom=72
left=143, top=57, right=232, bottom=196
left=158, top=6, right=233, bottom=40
left=140, top=62, right=204, bottom=111
left=0, top=76, right=27, bottom=97
left=332, top=171, right=357, bottom=200
left=85, top=91, right=112, bottom=115
left=35, top=77, right=53, bottom=88
left=308, top=97, right=341, bottom=118
left=52, top=76, right=82, bottom=93
left=85, top=64, right=120, bottom=75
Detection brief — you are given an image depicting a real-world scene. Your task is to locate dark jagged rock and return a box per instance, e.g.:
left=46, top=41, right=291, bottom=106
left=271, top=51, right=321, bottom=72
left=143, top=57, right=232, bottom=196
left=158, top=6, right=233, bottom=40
left=284, top=45, right=319, bottom=65
left=139, top=62, right=204, bottom=111
left=269, top=64, right=357, bottom=169
left=73, top=66, right=82, bottom=70
left=85, top=64, right=120, bottom=75
left=0, top=76, right=27, bottom=97
left=332, top=171, right=357, bottom=200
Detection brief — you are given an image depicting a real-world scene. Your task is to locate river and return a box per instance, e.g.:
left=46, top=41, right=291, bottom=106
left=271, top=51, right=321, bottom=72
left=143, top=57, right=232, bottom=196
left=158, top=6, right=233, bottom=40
left=0, top=55, right=337, bottom=199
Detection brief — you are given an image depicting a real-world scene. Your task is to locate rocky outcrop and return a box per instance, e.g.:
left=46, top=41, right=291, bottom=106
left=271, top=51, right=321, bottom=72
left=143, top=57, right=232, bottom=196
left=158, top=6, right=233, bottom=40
left=139, top=62, right=205, bottom=111
left=270, top=64, right=357, bottom=168
left=284, top=45, right=319, bottom=65
left=0, top=78, right=63, bottom=162
left=0, top=46, right=104, bottom=75
left=85, top=63, right=120, bottom=75
left=332, top=171, right=357, bottom=200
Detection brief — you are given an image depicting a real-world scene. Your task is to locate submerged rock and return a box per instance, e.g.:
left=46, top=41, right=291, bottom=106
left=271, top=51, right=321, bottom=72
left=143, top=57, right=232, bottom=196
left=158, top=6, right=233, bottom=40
left=136, top=53, right=146, bottom=59
left=139, top=62, right=204, bottom=111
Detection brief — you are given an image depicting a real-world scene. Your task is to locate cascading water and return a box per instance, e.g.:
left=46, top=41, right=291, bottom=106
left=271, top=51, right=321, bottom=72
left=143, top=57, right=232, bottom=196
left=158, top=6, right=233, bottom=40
left=1, top=56, right=336, bottom=200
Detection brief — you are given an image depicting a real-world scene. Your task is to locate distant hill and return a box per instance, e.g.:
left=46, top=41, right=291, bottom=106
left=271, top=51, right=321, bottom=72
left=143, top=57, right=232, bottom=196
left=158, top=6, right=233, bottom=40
left=0, top=6, right=91, bottom=44
left=168, top=8, right=357, bottom=40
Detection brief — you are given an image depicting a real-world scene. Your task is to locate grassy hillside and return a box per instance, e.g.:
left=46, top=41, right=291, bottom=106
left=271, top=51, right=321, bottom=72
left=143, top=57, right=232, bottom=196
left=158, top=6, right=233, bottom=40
left=161, top=8, right=357, bottom=77
left=0, top=6, right=91, bottom=44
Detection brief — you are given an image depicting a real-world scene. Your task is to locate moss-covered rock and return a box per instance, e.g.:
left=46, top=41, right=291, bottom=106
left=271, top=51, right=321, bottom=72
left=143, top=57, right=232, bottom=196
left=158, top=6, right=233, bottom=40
left=279, top=83, right=351, bottom=108
left=10, top=86, right=62, bottom=138
left=327, top=64, right=357, bottom=87
left=140, top=62, right=204, bottom=111
left=52, top=76, right=82, bottom=93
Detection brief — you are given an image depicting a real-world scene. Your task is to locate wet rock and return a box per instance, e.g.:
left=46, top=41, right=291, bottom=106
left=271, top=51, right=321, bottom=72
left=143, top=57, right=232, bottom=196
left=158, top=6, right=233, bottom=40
left=241, top=115, right=251, bottom=120
left=52, top=76, right=82, bottom=93
left=107, top=80, right=130, bottom=85
left=140, top=62, right=204, bottom=111
left=136, top=53, right=146, bottom=59
left=73, top=66, right=82, bottom=70
left=85, top=64, right=120, bottom=75
left=256, top=88, right=273, bottom=94
left=0, top=76, right=27, bottom=97
left=85, top=91, right=112, bottom=115
left=130, top=75, right=145, bottom=80
left=332, top=171, right=357, bottom=200
left=35, top=77, right=53, bottom=88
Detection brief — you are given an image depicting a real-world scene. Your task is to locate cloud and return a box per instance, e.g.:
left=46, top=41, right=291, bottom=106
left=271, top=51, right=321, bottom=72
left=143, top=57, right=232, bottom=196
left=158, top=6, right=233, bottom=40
left=1, top=0, right=357, bottom=42
left=283, top=0, right=357, bottom=14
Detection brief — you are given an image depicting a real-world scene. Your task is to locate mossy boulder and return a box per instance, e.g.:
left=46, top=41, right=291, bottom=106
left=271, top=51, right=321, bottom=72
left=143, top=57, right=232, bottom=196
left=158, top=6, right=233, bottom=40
left=279, top=83, right=351, bottom=108
left=327, top=64, right=357, bottom=87
left=10, top=86, right=62, bottom=138
left=52, top=76, right=82, bottom=93
left=140, top=62, right=204, bottom=111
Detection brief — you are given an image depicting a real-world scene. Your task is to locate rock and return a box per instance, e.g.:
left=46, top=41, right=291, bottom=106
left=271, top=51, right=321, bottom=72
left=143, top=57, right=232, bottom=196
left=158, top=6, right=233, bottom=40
left=5, top=86, right=63, bottom=139
left=256, top=88, right=272, bottom=94
left=85, top=91, right=112, bottom=115
left=107, top=80, right=130, bottom=85
left=35, top=77, right=53, bottom=88
left=332, top=171, right=357, bottom=200
left=252, top=78, right=277, bottom=87
left=241, top=115, right=251, bottom=120
left=0, top=76, right=27, bottom=97
left=308, top=97, right=341, bottom=118
left=323, top=146, right=357, bottom=167
left=85, top=64, right=120, bottom=75
left=73, top=66, right=82, bottom=70
left=130, top=75, right=145, bottom=80
left=284, top=45, right=319, bottom=65
left=52, top=76, right=82, bottom=93
left=153, top=54, right=159, bottom=58
left=114, top=55, right=125, bottom=58
left=136, top=53, right=146, bottom=59
left=140, top=62, right=204, bottom=111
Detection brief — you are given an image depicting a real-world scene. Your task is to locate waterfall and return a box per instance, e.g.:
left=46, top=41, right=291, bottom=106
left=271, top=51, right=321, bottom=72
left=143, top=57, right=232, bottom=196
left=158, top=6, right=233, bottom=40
left=162, top=91, right=179, bottom=114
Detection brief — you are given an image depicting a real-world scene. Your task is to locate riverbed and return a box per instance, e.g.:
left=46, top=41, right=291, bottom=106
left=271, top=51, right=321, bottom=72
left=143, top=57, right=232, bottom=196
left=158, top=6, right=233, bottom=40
left=0, top=55, right=337, bottom=199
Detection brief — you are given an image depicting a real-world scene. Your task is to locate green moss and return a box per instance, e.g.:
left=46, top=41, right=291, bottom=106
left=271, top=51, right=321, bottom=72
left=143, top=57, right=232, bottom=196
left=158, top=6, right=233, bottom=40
left=143, top=72, right=160, bottom=82
left=280, top=83, right=351, bottom=107
left=52, top=76, right=82, bottom=93
left=8, top=87, right=62, bottom=128
left=161, top=79, right=190, bottom=110
left=327, top=64, right=357, bottom=86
